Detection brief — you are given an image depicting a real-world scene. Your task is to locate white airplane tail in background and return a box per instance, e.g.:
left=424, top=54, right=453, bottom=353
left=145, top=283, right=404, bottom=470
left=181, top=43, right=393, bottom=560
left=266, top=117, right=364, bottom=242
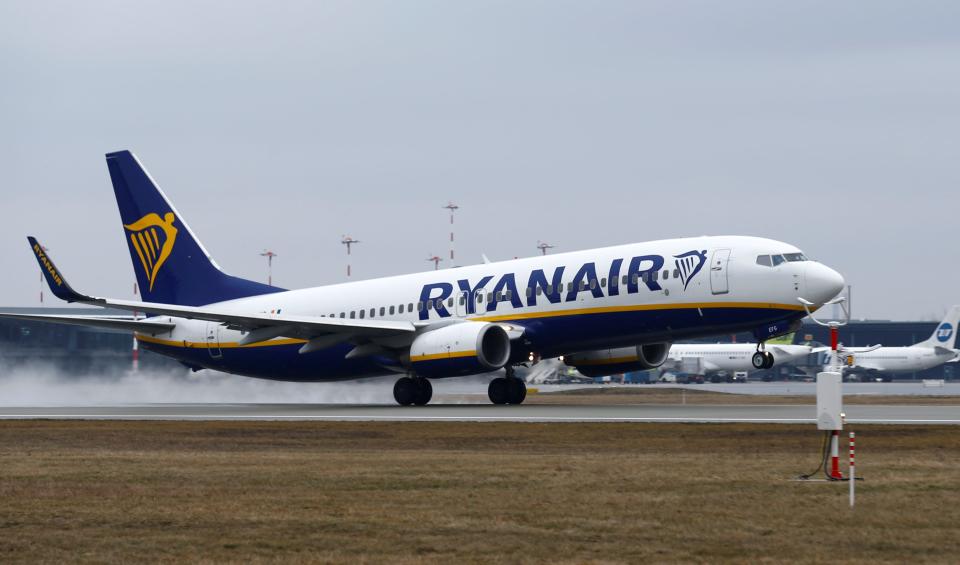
left=913, top=305, right=960, bottom=349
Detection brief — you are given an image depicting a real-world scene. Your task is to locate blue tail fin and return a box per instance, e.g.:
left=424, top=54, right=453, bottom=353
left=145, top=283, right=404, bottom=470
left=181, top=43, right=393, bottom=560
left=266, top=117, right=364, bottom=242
left=106, top=150, right=283, bottom=306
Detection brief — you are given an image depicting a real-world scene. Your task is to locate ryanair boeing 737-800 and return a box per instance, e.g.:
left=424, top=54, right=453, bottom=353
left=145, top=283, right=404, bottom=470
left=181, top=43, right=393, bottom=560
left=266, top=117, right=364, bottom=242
left=3, top=151, right=845, bottom=405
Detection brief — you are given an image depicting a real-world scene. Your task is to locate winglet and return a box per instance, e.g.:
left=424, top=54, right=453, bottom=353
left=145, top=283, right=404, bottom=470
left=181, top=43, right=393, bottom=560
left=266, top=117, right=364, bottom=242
left=27, top=236, right=89, bottom=303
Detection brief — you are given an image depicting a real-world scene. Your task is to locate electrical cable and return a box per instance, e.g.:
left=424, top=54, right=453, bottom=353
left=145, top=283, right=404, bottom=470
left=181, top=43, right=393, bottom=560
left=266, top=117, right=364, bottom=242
left=797, top=431, right=830, bottom=480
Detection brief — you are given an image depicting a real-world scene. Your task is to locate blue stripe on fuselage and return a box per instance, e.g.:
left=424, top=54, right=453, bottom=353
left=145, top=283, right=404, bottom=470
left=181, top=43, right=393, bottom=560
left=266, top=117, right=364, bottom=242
left=140, top=305, right=803, bottom=382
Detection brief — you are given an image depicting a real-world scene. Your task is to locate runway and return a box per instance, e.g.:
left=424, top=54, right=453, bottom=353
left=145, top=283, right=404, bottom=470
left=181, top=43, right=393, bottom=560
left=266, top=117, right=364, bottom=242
left=0, top=403, right=957, bottom=424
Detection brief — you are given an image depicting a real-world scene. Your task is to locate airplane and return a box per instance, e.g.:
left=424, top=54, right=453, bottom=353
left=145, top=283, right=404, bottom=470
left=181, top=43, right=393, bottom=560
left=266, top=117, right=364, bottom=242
left=661, top=342, right=823, bottom=380
left=2, top=151, right=846, bottom=406
left=835, top=306, right=960, bottom=381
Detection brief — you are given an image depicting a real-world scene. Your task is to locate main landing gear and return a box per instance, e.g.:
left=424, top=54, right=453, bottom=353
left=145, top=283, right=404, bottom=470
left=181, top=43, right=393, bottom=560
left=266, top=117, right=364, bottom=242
left=393, top=375, right=433, bottom=406
left=488, top=366, right=527, bottom=405
left=751, top=344, right=775, bottom=370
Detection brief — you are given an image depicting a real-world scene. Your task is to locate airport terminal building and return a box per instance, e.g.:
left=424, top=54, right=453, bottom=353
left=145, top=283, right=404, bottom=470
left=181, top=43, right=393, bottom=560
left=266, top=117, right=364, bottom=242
left=0, top=308, right=954, bottom=381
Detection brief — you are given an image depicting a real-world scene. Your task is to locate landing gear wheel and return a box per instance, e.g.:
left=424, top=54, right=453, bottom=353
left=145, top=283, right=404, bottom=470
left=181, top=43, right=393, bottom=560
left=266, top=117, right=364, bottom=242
left=393, top=376, right=418, bottom=406
left=488, top=377, right=509, bottom=405
left=506, top=376, right=527, bottom=405
left=414, top=378, right=433, bottom=406
left=762, top=351, right=775, bottom=370
left=751, top=352, right=766, bottom=370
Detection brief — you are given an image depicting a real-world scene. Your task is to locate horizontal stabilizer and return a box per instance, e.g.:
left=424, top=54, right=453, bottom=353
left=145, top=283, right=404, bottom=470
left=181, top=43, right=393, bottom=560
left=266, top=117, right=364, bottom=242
left=0, top=313, right=175, bottom=335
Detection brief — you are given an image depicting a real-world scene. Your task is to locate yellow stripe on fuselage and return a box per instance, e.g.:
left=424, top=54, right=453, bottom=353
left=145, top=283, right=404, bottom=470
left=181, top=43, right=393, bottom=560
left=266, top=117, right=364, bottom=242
left=135, top=334, right=307, bottom=349
left=473, top=301, right=803, bottom=323
left=135, top=302, right=801, bottom=351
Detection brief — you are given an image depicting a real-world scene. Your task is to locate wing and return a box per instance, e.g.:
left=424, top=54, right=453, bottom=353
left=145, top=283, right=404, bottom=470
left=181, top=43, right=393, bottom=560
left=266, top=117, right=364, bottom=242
left=26, top=236, right=416, bottom=344
left=0, top=313, right=175, bottom=335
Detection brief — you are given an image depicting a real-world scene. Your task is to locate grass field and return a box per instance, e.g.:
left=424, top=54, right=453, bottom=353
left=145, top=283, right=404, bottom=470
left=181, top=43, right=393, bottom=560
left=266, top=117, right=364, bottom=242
left=1, top=421, right=958, bottom=563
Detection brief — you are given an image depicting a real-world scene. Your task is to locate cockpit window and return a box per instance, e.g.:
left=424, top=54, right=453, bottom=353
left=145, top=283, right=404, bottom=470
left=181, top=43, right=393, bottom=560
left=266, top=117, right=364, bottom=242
left=756, top=255, right=772, bottom=267
left=784, top=252, right=808, bottom=262
left=771, top=254, right=786, bottom=266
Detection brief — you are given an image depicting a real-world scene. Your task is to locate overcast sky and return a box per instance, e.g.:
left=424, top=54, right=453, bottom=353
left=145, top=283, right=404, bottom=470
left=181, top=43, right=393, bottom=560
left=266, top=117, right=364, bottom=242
left=2, top=1, right=958, bottom=320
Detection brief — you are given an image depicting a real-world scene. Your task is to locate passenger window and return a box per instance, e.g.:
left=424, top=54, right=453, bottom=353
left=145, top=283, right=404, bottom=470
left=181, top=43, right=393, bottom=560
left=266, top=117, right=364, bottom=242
left=673, top=269, right=679, bottom=278
left=662, top=270, right=669, bottom=280
left=417, top=301, right=424, bottom=312
left=622, top=275, right=628, bottom=285
left=631, top=273, right=638, bottom=284
left=756, top=255, right=772, bottom=267
left=589, top=279, right=597, bottom=290
left=340, top=312, right=345, bottom=318
left=359, top=310, right=365, bottom=319
left=525, top=287, right=532, bottom=298
left=370, top=308, right=375, bottom=317
left=642, top=272, right=650, bottom=282
left=459, top=296, right=466, bottom=306
left=487, top=292, right=493, bottom=303
left=399, top=304, right=404, bottom=314
left=772, top=254, right=786, bottom=266
left=537, top=287, right=543, bottom=296
left=408, top=303, right=414, bottom=311
left=447, top=297, right=454, bottom=308
left=601, top=277, right=607, bottom=287
left=496, top=291, right=502, bottom=301
left=389, top=306, right=395, bottom=315
left=652, top=271, right=659, bottom=281
left=380, top=307, right=385, bottom=316
left=350, top=311, right=356, bottom=319
left=567, top=282, right=573, bottom=292
left=579, top=281, right=586, bottom=291
left=545, top=285, right=552, bottom=294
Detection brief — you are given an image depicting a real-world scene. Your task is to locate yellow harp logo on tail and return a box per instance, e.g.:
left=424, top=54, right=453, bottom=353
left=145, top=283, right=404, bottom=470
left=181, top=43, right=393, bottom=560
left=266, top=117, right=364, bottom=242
left=124, top=212, right=178, bottom=291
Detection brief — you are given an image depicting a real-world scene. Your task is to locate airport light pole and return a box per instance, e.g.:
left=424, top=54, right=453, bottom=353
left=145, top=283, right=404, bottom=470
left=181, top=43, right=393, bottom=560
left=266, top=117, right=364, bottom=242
left=260, top=250, right=278, bottom=286
left=342, top=236, right=360, bottom=278
left=427, top=254, right=442, bottom=270
left=536, top=241, right=555, bottom=256
left=443, top=202, right=458, bottom=266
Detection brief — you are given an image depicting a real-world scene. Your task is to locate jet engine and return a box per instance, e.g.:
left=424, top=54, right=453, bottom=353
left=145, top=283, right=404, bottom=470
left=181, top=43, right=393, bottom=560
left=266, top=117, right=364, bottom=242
left=409, top=322, right=511, bottom=377
left=564, top=343, right=671, bottom=378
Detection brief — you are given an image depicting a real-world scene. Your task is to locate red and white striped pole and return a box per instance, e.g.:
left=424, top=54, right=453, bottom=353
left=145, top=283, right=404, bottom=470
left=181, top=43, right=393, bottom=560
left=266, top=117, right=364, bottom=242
left=830, top=429, right=843, bottom=480
left=849, top=431, right=856, bottom=507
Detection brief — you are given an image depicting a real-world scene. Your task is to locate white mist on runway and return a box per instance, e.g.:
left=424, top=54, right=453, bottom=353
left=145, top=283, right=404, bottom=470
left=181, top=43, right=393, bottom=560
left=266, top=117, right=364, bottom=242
left=0, top=364, right=398, bottom=406
left=0, top=364, right=500, bottom=406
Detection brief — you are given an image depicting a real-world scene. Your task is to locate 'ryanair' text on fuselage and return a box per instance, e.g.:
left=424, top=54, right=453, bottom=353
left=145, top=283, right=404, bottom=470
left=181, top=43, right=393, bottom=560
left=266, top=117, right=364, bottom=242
left=417, top=250, right=708, bottom=320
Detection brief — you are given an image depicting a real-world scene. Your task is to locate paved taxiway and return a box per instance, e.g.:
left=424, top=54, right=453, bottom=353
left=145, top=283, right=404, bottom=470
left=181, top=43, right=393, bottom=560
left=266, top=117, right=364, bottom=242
left=0, top=403, right=957, bottom=423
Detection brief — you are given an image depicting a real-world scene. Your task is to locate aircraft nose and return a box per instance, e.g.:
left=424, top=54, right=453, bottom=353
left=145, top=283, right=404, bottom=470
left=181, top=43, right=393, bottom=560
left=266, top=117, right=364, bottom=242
left=804, top=262, right=845, bottom=305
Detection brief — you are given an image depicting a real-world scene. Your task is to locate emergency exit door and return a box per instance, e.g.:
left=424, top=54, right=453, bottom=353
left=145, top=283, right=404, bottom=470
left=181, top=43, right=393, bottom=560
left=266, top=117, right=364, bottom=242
left=710, top=249, right=730, bottom=295
left=206, top=322, right=222, bottom=359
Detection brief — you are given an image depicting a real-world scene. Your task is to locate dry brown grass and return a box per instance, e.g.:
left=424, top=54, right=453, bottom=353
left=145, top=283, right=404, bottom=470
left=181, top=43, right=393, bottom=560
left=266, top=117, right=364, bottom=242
left=525, top=386, right=960, bottom=406
left=1, top=421, right=958, bottom=564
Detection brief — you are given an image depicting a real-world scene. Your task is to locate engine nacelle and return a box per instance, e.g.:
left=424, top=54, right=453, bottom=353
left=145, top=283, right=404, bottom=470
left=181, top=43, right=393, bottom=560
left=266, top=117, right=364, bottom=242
left=564, top=343, right=671, bottom=378
left=409, top=322, right=511, bottom=377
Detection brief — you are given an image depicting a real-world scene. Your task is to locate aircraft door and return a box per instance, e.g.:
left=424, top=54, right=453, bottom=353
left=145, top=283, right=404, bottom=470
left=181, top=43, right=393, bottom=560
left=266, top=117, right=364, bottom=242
left=710, top=249, right=731, bottom=295
left=473, top=290, right=486, bottom=317
left=455, top=291, right=469, bottom=317
left=206, top=322, right=222, bottom=359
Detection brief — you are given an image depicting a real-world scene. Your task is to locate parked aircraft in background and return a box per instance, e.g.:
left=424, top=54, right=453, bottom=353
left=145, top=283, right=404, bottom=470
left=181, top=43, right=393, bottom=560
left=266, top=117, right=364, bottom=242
left=661, top=342, right=824, bottom=381
left=2, top=151, right=845, bottom=405
left=836, top=306, right=960, bottom=381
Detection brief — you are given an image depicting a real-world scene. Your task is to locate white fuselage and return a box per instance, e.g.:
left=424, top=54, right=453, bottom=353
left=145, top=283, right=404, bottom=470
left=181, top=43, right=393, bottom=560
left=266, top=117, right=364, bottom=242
left=135, top=235, right=844, bottom=381
left=843, top=346, right=957, bottom=374
left=667, top=343, right=815, bottom=373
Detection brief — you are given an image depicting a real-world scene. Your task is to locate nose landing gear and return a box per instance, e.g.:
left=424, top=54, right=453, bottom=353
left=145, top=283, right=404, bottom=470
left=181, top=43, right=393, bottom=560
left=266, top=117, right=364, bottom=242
left=751, top=345, right=775, bottom=370
left=488, top=366, right=527, bottom=405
